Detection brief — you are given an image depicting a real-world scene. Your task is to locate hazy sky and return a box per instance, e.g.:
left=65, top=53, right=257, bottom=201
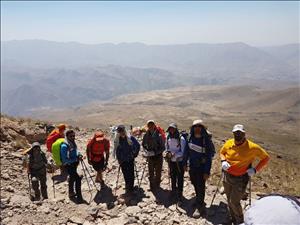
left=1, top=1, right=299, bottom=46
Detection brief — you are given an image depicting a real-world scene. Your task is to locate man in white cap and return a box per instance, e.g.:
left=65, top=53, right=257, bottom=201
left=142, top=120, right=165, bottom=191
left=220, top=124, right=270, bottom=224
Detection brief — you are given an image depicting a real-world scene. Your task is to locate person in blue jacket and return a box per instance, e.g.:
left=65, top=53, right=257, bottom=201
left=60, top=129, right=84, bottom=203
left=114, top=125, right=140, bottom=196
left=183, top=119, right=215, bottom=218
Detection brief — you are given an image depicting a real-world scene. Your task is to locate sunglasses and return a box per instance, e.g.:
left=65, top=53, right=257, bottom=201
left=194, top=125, right=202, bottom=128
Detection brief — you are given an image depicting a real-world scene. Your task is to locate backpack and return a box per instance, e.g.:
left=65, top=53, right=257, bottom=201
left=87, top=138, right=109, bottom=162
left=46, top=129, right=62, bottom=152
left=166, top=130, right=189, bottom=150
left=156, top=125, right=166, bottom=143
left=51, top=138, right=65, bottom=166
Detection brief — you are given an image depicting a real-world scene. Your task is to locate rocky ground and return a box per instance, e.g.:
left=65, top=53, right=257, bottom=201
left=0, top=115, right=258, bottom=225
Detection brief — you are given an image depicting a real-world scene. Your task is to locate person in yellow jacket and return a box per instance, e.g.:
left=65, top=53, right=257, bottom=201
left=220, top=124, right=270, bottom=224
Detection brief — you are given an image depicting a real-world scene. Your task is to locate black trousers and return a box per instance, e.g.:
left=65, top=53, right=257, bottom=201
left=120, top=160, right=135, bottom=192
left=169, top=161, right=184, bottom=197
left=65, top=162, right=82, bottom=199
left=189, top=168, right=206, bottom=207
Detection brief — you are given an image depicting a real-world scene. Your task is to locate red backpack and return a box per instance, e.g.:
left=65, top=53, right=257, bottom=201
left=87, top=138, right=110, bottom=162
left=156, top=125, right=166, bottom=143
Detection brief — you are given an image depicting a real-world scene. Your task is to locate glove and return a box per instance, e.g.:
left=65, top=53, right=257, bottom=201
left=247, top=167, right=256, bottom=176
left=78, top=153, right=83, bottom=161
left=221, top=160, right=231, bottom=171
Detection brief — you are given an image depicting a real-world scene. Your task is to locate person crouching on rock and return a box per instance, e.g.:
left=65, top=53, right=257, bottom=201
left=164, top=123, right=186, bottom=205
left=60, top=129, right=84, bottom=203
left=86, top=131, right=110, bottom=188
left=114, top=125, right=140, bottom=196
left=183, top=120, right=215, bottom=218
left=23, top=142, right=49, bottom=201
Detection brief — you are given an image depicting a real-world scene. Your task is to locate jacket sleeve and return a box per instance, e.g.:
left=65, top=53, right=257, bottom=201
left=204, top=137, right=214, bottom=174
left=131, top=136, right=140, bottom=157
left=178, top=136, right=186, bottom=158
left=142, top=133, right=148, bottom=151
left=60, top=143, right=69, bottom=165
left=159, top=135, right=165, bottom=151
left=183, top=142, right=190, bottom=167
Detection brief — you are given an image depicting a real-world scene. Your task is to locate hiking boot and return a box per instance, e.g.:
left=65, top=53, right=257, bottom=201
left=69, top=191, right=76, bottom=199
left=177, top=195, right=184, bottom=207
left=76, top=196, right=85, bottom=204
left=192, top=208, right=201, bottom=219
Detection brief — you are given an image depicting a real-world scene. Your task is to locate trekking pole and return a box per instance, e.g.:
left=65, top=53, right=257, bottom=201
left=249, top=177, right=252, bottom=206
left=210, top=171, right=224, bottom=207
left=138, top=160, right=147, bottom=188
left=51, top=165, right=56, bottom=198
left=114, top=165, right=121, bottom=195
left=81, top=160, right=99, bottom=191
left=27, top=173, right=32, bottom=199
left=134, top=161, right=139, bottom=186
left=80, top=160, right=92, bottom=194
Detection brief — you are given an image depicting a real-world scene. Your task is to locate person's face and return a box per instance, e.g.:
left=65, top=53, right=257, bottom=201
left=233, top=131, right=245, bottom=142
left=169, top=127, right=175, bottom=135
left=119, top=129, right=126, bottom=138
left=193, top=125, right=202, bottom=135
left=32, top=146, right=40, bottom=155
left=147, top=123, right=155, bottom=132
left=67, top=132, right=75, bottom=141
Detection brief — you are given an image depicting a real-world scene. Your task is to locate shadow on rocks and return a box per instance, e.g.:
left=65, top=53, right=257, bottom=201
left=93, top=183, right=117, bottom=207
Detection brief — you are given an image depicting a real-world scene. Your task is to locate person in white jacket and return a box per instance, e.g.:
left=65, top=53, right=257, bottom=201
left=165, top=123, right=186, bottom=204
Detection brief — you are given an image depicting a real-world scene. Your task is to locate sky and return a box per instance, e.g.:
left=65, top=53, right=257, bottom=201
left=1, top=1, right=299, bottom=46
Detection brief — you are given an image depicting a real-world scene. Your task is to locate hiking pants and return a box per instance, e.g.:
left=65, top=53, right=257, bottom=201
left=189, top=168, right=206, bottom=207
left=31, top=167, right=48, bottom=200
left=169, top=161, right=184, bottom=197
left=223, top=172, right=249, bottom=224
left=148, top=153, right=163, bottom=189
left=120, top=160, right=135, bottom=192
left=65, top=162, right=82, bottom=199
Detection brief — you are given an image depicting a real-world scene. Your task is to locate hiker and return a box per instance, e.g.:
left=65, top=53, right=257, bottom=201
left=220, top=124, right=270, bottom=224
left=114, top=125, right=140, bottom=195
left=183, top=119, right=215, bottom=218
left=46, top=124, right=66, bottom=152
left=60, top=129, right=84, bottom=203
left=164, top=123, right=186, bottom=204
left=86, top=131, right=110, bottom=187
left=142, top=120, right=166, bottom=191
left=22, top=142, right=49, bottom=201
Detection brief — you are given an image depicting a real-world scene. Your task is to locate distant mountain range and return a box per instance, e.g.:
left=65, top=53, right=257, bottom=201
left=1, top=40, right=299, bottom=115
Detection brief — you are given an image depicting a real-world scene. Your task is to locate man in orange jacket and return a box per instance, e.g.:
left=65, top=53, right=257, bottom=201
left=220, top=124, right=270, bottom=224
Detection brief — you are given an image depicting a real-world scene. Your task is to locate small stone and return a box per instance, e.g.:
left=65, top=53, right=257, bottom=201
left=5, top=186, right=15, bottom=193
left=69, top=216, right=84, bottom=224
left=1, top=174, right=10, bottom=180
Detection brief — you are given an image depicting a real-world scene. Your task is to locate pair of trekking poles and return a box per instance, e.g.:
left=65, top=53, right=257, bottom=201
left=114, top=160, right=144, bottom=195
left=80, top=159, right=100, bottom=193
left=210, top=171, right=252, bottom=208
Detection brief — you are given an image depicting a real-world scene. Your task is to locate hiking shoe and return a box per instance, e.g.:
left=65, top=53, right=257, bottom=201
left=192, top=208, right=201, bottom=219
left=69, top=192, right=76, bottom=199
left=177, top=196, right=184, bottom=207
left=76, top=197, right=85, bottom=204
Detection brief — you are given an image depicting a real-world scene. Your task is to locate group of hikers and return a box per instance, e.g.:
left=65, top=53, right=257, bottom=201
left=22, top=119, right=270, bottom=224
